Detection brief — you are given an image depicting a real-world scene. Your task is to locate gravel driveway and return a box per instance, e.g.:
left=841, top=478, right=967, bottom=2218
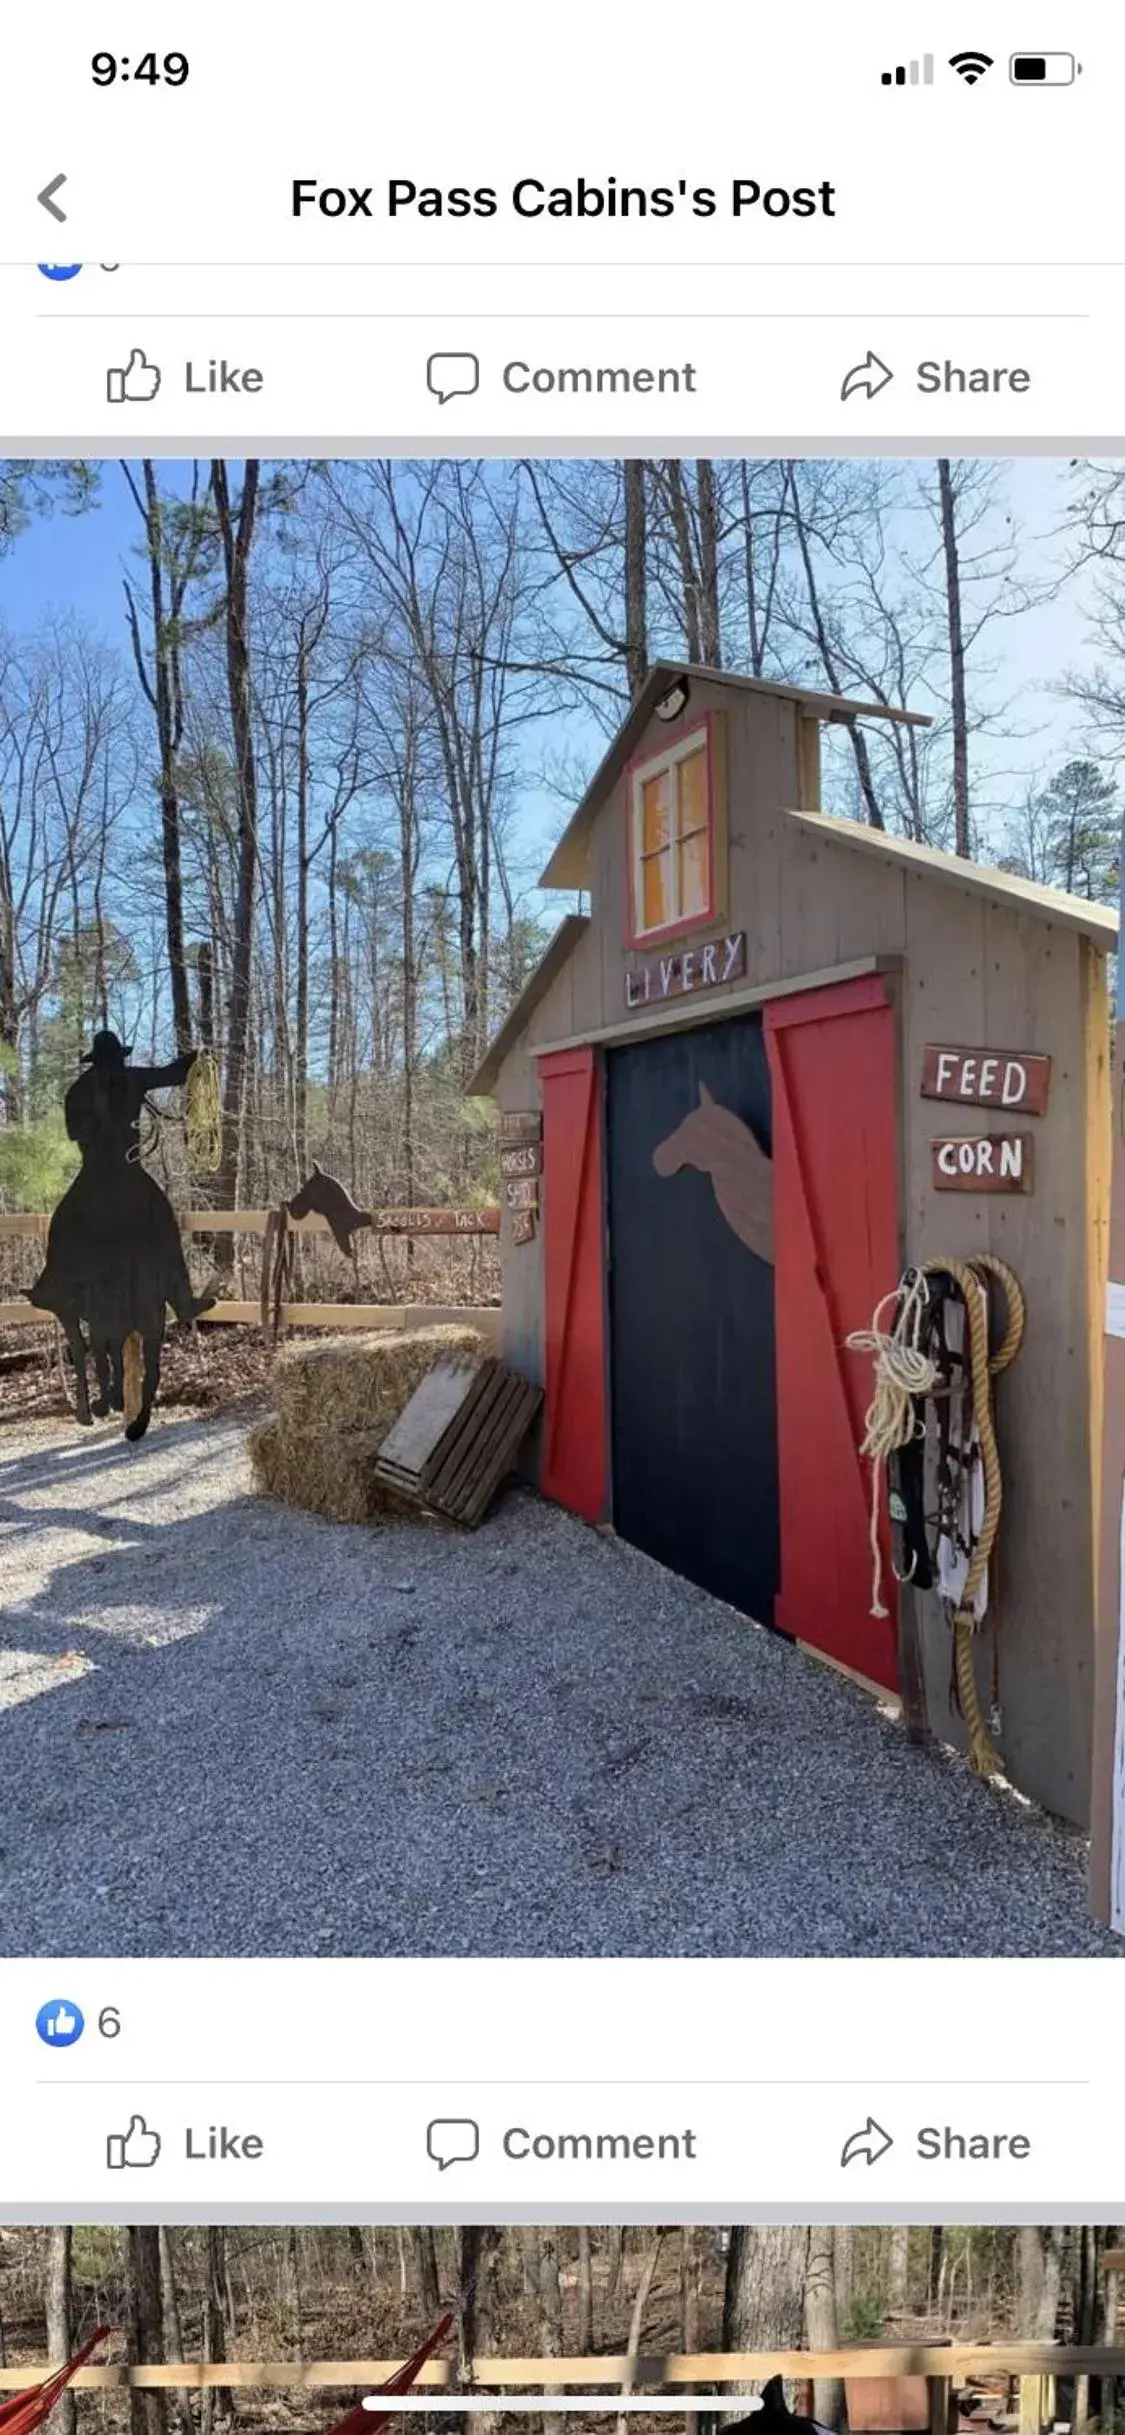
left=0, top=1408, right=1116, bottom=1957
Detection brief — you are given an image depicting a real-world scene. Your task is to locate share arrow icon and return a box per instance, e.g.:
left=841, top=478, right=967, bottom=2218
left=840, top=2115, right=895, bottom=2167
left=840, top=350, right=894, bottom=401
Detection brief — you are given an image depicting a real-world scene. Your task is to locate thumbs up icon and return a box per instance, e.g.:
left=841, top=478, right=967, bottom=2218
left=106, top=348, right=161, bottom=403
left=106, top=2114, right=161, bottom=2169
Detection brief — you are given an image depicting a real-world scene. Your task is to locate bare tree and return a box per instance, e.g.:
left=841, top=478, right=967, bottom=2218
left=45, top=2229, right=76, bottom=2435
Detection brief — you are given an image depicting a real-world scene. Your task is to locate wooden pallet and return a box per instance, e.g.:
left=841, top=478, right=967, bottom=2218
left=374, top=1353, right=541, bottom=1527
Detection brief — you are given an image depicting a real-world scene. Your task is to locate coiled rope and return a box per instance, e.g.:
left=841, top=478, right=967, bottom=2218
left=186, top=1048, right=222, bottom=1174
left=848, top=1254, right=1025, bottom=1778
left=845, top=1269, right=939, bottom=1621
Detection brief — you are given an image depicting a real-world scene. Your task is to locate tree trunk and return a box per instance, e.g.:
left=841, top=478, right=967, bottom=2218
left=937, top=458, right=971, bottom=858
left=199, top=2228, right=229, bottom=2435
left=834, top=2227, right=853, bottom=2333
left=578, top=2229, right=595, bottom=2354
left=539, top=2229, right=565, bottom=2435
left=888, top=2227, right=911, bottom=2322
left=786, top=462, right=885, bottom=830
left=211, top=457, right=262, bottom=1223
left=124, top=460, right=192, bottom=1053
left=723, top=2228, right=810, bottom=2408
left=411, top=2228, right=441, bottom=2318
left=158, top=2228, right=196, bottom=2435
left=45, top=2229, right=76, bottom=2435
left=696, top=460, right=722, bottom=665
left=805, top=2227, right=842, bottom=2431
left=295, top=631, right=311, bottom=1175
left=664, top=462, right=703, bottom=662
left=458, top=2230, right=499, bottom=2435
left=127, top=2227, right=168, bottom=2435
left=623, top=460, right=648, bottom=695
left=618, top=2233, right=666, bottom=2435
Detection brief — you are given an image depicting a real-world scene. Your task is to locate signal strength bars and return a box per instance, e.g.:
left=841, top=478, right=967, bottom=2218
left=881, top=54, right=933, bottom=84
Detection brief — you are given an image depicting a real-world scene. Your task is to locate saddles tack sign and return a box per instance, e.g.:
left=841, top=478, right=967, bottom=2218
left=921, top=1043, right=1052, bottom=1114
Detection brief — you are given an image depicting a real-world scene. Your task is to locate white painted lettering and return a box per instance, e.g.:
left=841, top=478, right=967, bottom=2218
left=1002, top=1059, right=1028, bottom=1106
left=625, top=971, right=642, bottom=1007
left=660, top=958, right=676, bottom=996
left=960, top=1059, right=977, bottom=1095
left=722, top=935, right=740, bottom=978
left=935, top=1051, right=958, bottom=1092
left=979, top=1057, right=998, bottom=1098
left=1000, top=1138, right=1022, bottom=1178
left=682, top=952, right=695, bottom=990
left=937, top=1142, right=958, bottom=1175
left=977, top=1140, right=994, bottom=1172
left=701, top=943, right=717, bottom=983
left=958, top=1141, right=976, bottom=1174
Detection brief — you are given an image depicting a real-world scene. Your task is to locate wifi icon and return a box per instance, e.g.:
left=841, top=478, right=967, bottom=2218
left=949, top=49, right=994, bottom=82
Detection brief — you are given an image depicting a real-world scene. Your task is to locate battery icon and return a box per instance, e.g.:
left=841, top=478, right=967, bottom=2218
left=1009, top=51, right=1079, bottom=83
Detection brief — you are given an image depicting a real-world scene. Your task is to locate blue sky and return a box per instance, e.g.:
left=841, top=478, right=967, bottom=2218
left=0, top=455, right=1111, bottom=873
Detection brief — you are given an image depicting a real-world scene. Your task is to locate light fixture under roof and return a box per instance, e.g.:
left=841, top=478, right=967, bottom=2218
left=655, top=675, right=690, bottom=722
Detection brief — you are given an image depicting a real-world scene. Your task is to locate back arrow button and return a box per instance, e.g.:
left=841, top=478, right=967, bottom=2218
left=38, top=174, right=68, bottom=224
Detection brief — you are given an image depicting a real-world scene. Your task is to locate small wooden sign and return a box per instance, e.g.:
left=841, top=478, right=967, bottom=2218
left=500, top=1110, right=543, bottom=1146
left=504, top=1176, right=539, bottom=1212
left=510, top=1208, right=537, bottom=1246
left=932, top=1134, right=1034, bottom=1193
left=625, top=930, right=746, bottom=1011
left=370, top=1206, right=500, bottom=1236
left=500, top=1141, right=542, bottom=1180
left=921, top=1044, right=1052, bottom=1115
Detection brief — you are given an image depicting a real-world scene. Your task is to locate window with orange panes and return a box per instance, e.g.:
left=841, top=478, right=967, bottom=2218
left=631, top=730, right=712, bottom=940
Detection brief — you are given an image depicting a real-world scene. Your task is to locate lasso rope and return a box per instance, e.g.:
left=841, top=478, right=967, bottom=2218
left=846, top=1269, right=939, bottom=1620
left=186, top=1048, right=222, bottom=1174
left=848, top=1255, right=1025, bottom=1778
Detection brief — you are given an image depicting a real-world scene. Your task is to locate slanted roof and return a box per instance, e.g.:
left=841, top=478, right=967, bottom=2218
left=540, top=661, right=933, bottom=890
left=470, top=806, right=1117, bottom=1101
left=468, top=914, right=590, bottom=1096
left=785, top=808, right=1119, bottom=946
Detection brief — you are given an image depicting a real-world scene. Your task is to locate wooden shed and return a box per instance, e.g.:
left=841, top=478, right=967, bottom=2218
left=471, top=663, right=1115, bottom=1828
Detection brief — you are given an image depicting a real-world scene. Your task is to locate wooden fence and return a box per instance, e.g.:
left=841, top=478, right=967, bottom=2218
left=0, top=1209, right=502, bottom=1339
left=1, top=2345, right=1123, bottom=2399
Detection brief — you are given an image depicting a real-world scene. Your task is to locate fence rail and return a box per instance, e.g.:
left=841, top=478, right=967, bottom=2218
left=1, top=2347, right=1124, bottom=2391
left=0, top=1301, right=502, bottom=1336
left=0, top=1209, right=503, bottom=1340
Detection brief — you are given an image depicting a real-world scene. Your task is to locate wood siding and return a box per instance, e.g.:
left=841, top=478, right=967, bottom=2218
left=493, top=675, right=1106, bottom=1825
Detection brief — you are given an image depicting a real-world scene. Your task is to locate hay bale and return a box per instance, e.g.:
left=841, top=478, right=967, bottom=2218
left=248, top=1416, right=415, bottom=1525
left=273, top=1323, right=486, bottom=1441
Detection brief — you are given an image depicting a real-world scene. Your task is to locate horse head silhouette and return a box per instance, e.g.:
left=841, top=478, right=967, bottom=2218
left=652, top=1080, right=774, bottom=1266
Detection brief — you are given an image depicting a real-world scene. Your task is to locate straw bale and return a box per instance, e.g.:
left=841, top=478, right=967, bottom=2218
left=248, top=1416, right=416, bottom=1524
left=272, top=1323, right=486, bottom=1440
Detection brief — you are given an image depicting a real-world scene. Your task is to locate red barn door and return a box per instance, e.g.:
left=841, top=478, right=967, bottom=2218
left=764, top=975, right=901, bottom=1690
left=539, top=1045, right=608, bottom=1522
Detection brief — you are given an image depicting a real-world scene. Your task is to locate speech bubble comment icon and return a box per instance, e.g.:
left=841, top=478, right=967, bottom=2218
left=427, top=352, right=480, bottom=405
left=426, top=2116, right=480, bottom=2170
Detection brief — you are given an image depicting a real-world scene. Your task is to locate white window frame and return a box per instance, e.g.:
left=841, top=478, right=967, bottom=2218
left=629, top=729, right=711, bottom=942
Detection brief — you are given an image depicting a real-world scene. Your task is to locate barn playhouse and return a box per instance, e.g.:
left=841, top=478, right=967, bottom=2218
left=470, top=663, right=1118, bottom=1835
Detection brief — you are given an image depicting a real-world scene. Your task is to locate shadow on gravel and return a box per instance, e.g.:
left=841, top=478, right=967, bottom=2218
left=0, top=1412, right=1118, bottom=1961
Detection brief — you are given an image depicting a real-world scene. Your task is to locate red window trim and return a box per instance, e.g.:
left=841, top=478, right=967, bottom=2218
left=623, top=709, right=720, bottom=951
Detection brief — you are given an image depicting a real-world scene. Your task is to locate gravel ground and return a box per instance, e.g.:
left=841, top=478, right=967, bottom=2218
left=0, top=1408, right=1117, bottom=1957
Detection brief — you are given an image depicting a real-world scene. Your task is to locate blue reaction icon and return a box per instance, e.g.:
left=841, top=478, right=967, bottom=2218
left=38, top=264, right=83, bottom=281
left=36, top=1999, right=85, bottom=2047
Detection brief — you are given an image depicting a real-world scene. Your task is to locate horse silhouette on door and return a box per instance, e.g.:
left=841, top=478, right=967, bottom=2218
left=652, top=1080, right=774, bottom=1265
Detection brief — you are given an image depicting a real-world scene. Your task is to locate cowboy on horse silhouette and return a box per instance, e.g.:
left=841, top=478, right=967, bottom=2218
left=28, top=1028, right=215, bottom=1438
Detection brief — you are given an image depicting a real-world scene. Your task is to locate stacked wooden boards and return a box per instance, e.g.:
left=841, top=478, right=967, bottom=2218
left=374, top=1352, right=542, bottom=1527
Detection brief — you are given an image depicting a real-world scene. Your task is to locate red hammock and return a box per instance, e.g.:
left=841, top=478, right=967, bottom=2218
left=0, top=2329, right=111, bottom=2435
left=324, top=2313, right=456, bottom=2435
